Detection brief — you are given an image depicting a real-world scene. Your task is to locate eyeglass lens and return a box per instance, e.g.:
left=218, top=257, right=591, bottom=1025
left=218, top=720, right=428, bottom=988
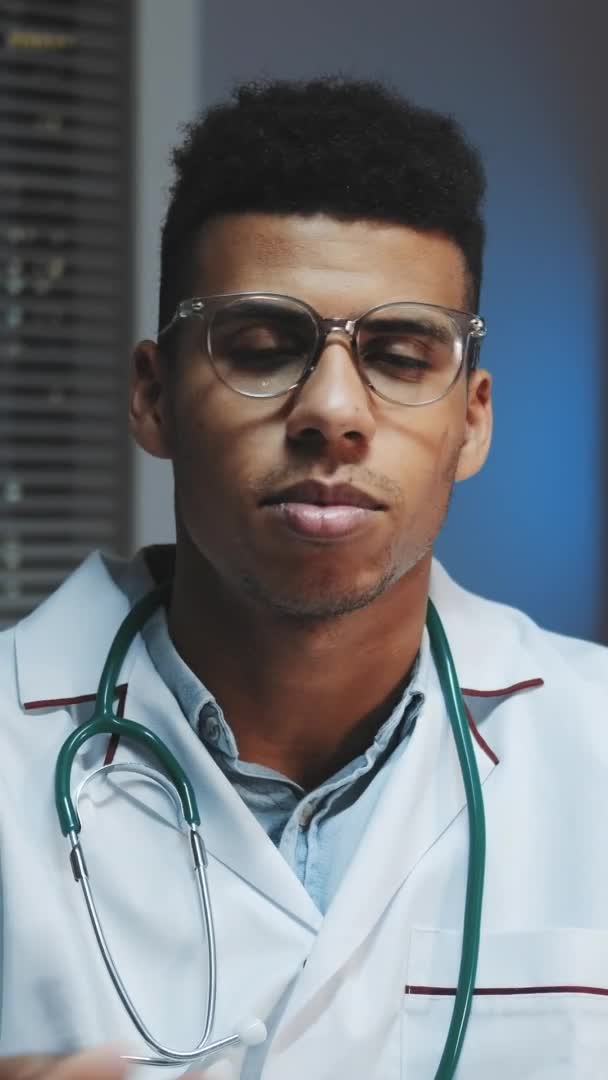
left=208, top=297, right=464, bottom=403
left=210, top=298, right=316, bottom=397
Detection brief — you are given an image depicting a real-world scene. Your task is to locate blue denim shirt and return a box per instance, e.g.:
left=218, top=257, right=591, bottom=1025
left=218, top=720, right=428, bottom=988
left=139, top=594, right=425, bottom=915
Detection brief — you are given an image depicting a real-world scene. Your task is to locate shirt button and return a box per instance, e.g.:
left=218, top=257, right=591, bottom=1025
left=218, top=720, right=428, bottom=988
left=198, top=703, right=219, bottom=743
left=299, top=804, right=314, bottom=827
left=207, top=720, right=220, bottom=743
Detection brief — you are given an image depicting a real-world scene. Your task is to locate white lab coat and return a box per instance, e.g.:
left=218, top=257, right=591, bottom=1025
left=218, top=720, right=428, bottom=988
left=1, top=550, right=608, bottom=1079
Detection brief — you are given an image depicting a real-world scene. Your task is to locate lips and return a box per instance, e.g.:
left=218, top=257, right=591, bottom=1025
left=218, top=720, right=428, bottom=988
left=260, top=480, right=385, bottom=540
left=261, top=480, right=385, bottom=511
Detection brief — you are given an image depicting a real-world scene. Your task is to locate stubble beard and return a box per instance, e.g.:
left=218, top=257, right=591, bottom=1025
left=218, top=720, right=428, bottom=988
left=238, top=552, right=402, bottom=621
left=236, top=529, right=437, bottom=622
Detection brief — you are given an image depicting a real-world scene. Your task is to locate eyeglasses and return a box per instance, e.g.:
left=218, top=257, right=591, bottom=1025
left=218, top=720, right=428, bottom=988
left=158, top=292, right=486, bottom=407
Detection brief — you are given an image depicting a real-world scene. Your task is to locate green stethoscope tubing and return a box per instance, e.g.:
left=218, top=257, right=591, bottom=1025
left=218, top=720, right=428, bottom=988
left=425, top=598, right=486, bottom=1079
left=54, top=582, right=200, bottom=836
left=54, top=586, right=486, bottom=1080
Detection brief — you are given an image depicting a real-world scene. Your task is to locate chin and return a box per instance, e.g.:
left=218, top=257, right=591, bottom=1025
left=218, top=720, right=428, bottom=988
left=239, top=565, right=399, bottom=621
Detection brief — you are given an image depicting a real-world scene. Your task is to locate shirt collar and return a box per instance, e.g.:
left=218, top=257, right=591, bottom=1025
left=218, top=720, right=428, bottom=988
left=142, top=600, right=429, bottom=764
left=141, top=602, right=224, bottom=738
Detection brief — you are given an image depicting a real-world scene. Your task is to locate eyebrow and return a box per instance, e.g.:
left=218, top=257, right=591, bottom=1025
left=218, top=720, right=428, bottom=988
left=362, top=317, right=453, bottom=345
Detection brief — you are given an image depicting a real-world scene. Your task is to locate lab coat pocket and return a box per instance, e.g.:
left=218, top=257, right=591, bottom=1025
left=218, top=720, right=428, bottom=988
left=401, top=928, right=608, bottom=1079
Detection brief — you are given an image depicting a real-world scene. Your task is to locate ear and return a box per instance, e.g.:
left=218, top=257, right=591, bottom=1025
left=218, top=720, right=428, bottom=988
left=455, top=368, right=493, bottom=482
left=129, top=339, right=173, bottom=459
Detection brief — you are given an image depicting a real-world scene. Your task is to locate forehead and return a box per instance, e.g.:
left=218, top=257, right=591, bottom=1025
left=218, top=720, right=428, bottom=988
left=192, top=213, right=469, bottom=314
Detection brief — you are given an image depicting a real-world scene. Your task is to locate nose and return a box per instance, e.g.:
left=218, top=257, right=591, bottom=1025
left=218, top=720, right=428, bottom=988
left=285, top=334, right=377, bottom=453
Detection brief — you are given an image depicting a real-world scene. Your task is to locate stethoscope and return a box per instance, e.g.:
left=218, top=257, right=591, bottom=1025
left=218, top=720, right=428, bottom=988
left=54, top=584, right=486, bottom=1077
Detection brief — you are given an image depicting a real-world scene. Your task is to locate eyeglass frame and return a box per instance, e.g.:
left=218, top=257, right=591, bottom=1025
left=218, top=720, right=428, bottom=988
left=157, top=292, right=487, bottom=407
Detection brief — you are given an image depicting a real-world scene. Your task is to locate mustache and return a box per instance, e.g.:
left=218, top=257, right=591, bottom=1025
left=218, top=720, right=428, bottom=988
left=251, top=466, right=404, bottom=507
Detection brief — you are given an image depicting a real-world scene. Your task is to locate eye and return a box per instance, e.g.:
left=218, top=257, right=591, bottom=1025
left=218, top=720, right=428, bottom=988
left=362, top=341, right=433, bottom=380
left=375, top=353, right=430, bottom=369
left=229, top=345, right=299, bottom=371
left=231, top=325, right=284, bottom=349
left=218, top=322, right=309, bottom=369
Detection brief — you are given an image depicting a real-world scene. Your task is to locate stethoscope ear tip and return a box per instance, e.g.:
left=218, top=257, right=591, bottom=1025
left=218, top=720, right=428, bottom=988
left=238, top=1017, right=267, bottom=1046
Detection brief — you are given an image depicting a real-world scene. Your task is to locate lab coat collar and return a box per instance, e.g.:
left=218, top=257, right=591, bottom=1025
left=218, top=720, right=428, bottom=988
left=15, top=549, right=544, bottom=711
left=428, top=559, right=545, bottom=694
left=15, top=551, right=145, bottom=709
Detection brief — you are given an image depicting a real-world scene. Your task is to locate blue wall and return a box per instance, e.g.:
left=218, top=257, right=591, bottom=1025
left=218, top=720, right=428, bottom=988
left=201, top=0, right=608, bottom=641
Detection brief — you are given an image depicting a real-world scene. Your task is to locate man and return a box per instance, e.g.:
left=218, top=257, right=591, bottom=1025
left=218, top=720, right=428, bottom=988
left=1, top=77, right=608, bottom=1080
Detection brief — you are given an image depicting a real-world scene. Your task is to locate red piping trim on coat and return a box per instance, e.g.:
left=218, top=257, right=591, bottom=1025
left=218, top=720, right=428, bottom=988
left=23, top=684, right=128, bottom=711
left=406, top=984, right=608, bottom=998
left=25, top=691, right=97, bottom=710
left=459, top=677, right=545, bottom=766
left=464, top=702, right=499, bottom=766
left=25, top=675, right=543, bottom=772
left=461, top=678, right=544, bottom=699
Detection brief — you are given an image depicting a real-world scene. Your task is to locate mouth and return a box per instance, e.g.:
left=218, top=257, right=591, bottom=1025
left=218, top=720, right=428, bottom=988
left=260, top=481, right=386, bottom=540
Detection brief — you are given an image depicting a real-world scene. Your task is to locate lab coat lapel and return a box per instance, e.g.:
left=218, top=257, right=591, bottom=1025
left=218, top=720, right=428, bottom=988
left=280, top=648, right=497, bottom=1019
left=122, top=642, right=323, bottom=933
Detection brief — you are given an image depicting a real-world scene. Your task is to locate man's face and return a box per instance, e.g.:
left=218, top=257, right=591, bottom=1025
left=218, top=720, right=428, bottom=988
left=133, top=213, right=491, bottom=618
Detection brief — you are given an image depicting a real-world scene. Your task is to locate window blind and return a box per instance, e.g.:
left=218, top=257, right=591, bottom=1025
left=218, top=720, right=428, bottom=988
left=1, top=0, right=132, bottom=626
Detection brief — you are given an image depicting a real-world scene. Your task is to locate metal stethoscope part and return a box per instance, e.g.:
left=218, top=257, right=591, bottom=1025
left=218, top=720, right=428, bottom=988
left=71, top=761, right=266, bottom=1066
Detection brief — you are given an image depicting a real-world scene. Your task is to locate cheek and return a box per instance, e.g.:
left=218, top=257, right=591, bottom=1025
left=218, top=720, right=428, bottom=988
left=391, top=404, right=465, bottom=494
left=436, top=424, right=466, bottom=484
left=171, top=378, right=279, bottom=509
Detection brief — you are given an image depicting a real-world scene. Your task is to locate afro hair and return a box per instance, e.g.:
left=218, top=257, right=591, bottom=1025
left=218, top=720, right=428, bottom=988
left=158, top=77, right=486, bottom=330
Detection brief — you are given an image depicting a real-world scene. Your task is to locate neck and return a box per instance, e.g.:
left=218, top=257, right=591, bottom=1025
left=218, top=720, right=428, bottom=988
left=165, top=547, right=430, bottom=789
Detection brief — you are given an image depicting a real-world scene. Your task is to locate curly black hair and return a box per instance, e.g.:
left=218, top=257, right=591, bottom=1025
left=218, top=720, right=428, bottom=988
left=158, top=77, right=486, bottom=332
